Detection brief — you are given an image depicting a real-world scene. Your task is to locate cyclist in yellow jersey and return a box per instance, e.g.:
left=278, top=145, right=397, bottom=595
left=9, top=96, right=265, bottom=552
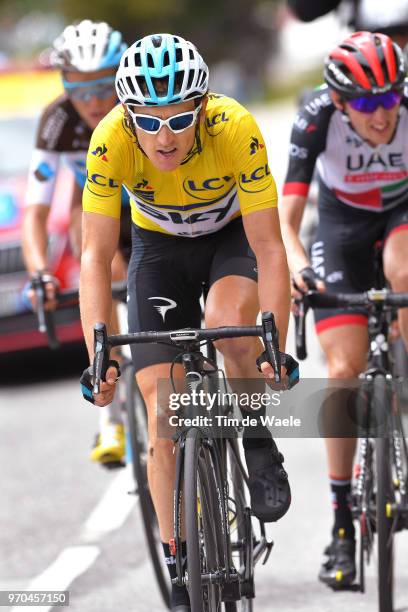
left=80, top=33, right=291, bottom=611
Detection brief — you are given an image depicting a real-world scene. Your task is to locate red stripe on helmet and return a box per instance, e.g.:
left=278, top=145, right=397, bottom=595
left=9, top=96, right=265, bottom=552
left=378, top=33, right=397, bottom=83
left=330, top=48, right=371, bottom=89
left=356, top=33, right=385, bottom=87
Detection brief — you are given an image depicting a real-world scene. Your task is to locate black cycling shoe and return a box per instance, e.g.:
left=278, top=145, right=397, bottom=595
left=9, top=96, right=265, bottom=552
left=318, top=532, right=356, bottom=588
left=244, top=441, right=291, bottom=522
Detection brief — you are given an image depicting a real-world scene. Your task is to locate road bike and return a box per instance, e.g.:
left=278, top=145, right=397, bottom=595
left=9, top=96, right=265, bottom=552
left=91, top=312, right=299, bottom=611
left=294, top=285, right=408, bottom=612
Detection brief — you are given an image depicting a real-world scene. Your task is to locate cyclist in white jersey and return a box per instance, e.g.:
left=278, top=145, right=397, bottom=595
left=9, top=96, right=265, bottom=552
left=22, top=20, right=129, bottom=467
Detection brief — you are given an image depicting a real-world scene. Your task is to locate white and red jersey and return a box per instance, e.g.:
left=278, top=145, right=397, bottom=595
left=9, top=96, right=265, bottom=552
left=283, top=83, right=408, bottom=212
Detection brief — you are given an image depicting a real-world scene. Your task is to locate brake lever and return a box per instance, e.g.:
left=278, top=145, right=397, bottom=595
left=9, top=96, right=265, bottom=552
left=261, top=311, right=281, bottom=383
left=31, top=274, right=46, bottom=333
left=93, top=323, right=111, bottom=395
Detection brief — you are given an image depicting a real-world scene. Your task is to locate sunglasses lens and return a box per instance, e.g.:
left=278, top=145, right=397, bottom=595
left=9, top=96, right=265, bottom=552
left=168, top=112, right=195, bottom=132
left=134, top=115, right=161, bottom=132
left=349, top=91, right=401, bottom=113
left=70, top=84, right=115, bottom=101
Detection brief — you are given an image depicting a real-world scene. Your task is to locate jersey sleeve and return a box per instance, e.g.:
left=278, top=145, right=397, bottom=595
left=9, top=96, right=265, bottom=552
left=25, top=148, right=60, bottom=207
left=229, top=112, right=278, bottom=216
left=283, top=91, right=332, bottom=198
left=82, top=120, right=124, bottom=219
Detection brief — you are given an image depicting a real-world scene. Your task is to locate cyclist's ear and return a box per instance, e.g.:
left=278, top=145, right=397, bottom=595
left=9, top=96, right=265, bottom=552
left=198, top=95, right=208, bottom=123
left=329, top=89, right=345, bottom=112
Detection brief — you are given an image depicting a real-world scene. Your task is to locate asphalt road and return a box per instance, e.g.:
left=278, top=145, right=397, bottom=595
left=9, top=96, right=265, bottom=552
left=1, top=104, right=408, bottom=612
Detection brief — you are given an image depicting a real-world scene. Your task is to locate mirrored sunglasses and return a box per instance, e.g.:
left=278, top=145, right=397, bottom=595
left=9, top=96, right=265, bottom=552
left=348, top=90, right=402, bottom=114
left=127, top=103, right=202, bottom=134
left=63, top=76, right=116, bottom=102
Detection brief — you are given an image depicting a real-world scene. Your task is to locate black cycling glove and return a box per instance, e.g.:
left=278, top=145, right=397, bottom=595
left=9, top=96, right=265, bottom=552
left=256, top=351, right=299, bottom=389
left=80, top=360, right=121, bottom=404
left=292, top=266, right=319, bottom=292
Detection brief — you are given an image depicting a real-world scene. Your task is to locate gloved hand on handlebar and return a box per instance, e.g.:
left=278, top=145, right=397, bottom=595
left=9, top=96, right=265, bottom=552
left=80, top=360, right=121, bottom=406
left=256, top=351, right=299, bottom=390
left=23, top=271, right=60, bottom=312
left=291, top=266, right=326, bottom=310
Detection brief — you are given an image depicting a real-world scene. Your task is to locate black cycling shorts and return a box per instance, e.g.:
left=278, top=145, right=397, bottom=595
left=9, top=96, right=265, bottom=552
left=311, top=195, right=408, bottom=333
left=127, top=217, right=258, bottom=371
left=118, top=204, right=132, bottom=263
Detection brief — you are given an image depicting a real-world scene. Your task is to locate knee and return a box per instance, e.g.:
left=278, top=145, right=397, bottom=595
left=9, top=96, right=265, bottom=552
left=215, top=335, right=257, bottom=361
left=328, top=359, right=362, bottom=379
left=387, top=267, right=408, bottom=292
left=206, top=305, right=256, bottom=360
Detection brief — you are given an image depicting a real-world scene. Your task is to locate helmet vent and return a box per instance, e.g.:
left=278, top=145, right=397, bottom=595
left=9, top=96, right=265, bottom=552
left=147, top=53, right=154, bottom=68
left=152, top=36, right=162, bottom=48
left=175, top=48, right=183, bottom=62
left=187, top=70, right=194, bottom=90
left=163, top=50, right=170, bottom=66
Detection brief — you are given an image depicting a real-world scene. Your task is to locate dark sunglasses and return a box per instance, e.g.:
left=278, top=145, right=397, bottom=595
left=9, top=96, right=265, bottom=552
left=347, top=91, right=402, bottom=114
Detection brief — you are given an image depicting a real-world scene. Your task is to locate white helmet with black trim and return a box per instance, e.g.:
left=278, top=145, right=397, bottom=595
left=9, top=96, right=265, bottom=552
left=115, top=33, right=209, bottom=106
left=51, top=19, right=127, bottom=72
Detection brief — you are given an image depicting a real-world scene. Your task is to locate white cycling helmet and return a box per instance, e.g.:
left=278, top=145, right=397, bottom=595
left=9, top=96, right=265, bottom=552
left=51, top=19, right=127, bottom=72
left=115, top=33, right=209, bottom=106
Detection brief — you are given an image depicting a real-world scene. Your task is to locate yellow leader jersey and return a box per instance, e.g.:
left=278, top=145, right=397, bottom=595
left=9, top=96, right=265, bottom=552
left=83, top=93, right=277, bottom=237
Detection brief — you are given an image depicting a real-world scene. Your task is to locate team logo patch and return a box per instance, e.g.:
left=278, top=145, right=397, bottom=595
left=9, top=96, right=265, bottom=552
left=34, top=162, right=55, bottom=182
left=86, top=171, right=118, bottom=188
left=92, top=143, right=109, bottom=162
left=132, top=177, right=155, bottom=202
left=182, top=175, right=233, bottom=201
left=238, top=164, right=273, bottom=193
left=205, top=112, right=229, bottom=136
left=148, top=297, right=177, bottom=322
left=249, top=136, right=264, bottom=155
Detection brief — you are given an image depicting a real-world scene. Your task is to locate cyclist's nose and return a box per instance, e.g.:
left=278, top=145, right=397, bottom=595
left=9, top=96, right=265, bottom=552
left=156, top=124, right=174, bottom=145
left=371, top=105, right=388, bottom=122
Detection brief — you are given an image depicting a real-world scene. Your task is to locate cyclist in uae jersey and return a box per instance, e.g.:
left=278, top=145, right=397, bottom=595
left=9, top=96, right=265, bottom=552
left=80, top=33, right=292, bottom=612
left=22, top=20, right=129, bottom=467
left=280, top=32, right=408, bottom=588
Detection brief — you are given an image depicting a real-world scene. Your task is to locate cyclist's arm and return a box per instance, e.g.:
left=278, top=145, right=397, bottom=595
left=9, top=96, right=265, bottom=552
left=81, top=120, right=124, bottom=359
left=23, top=148, right=60, bottom=274
left=80, top=211, right=120, bottom=358
left=22, top=204, right=52, bottom=274
left=279, top=193, right=310, bottom=274
left=243, top=207, right=291, bottom=350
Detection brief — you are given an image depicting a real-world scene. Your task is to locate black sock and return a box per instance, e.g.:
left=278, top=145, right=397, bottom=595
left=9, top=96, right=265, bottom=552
left=242, top=407, right=273, bottom=451
left=162, top=541, right=189, bottom=607
left=330, top=477, right=355, bottom=540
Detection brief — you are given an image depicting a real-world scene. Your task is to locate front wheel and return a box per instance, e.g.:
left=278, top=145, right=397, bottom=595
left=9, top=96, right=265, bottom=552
left=184, top=429, right=225, bottom=612
left=374, top=375, right=394, bottom=612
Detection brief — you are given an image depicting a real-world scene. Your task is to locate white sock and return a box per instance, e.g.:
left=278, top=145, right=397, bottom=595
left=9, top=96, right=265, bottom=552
left=99, top=395, right=123, bottom=429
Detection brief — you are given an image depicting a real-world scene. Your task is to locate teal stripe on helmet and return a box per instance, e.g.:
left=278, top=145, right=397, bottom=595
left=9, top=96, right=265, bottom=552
left=99, top=30, right=127, bottom=69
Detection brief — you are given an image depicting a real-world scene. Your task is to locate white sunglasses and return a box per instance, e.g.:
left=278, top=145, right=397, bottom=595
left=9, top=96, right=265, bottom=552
left=127, top=103, right=202, bottom=134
